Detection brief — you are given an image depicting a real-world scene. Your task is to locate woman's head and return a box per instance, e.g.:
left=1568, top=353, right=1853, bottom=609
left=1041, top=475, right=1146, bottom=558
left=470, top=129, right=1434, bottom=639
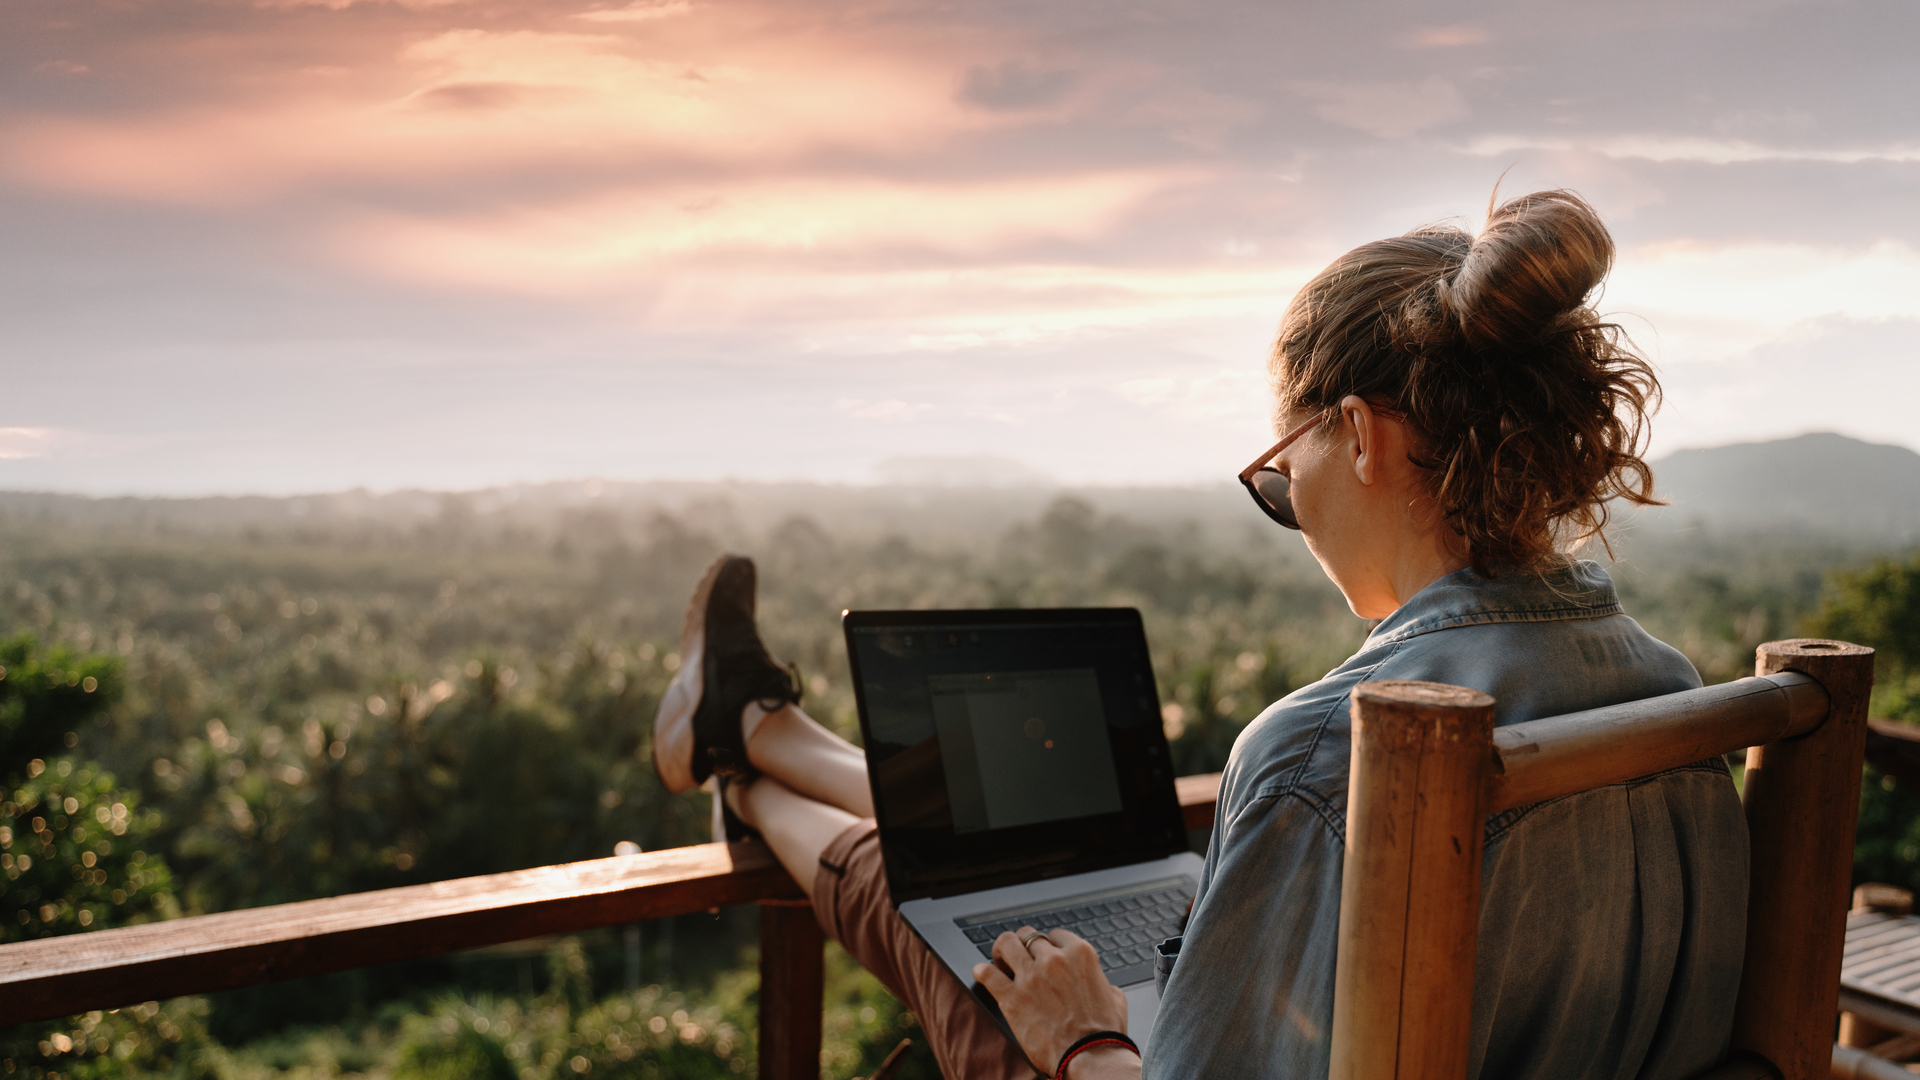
left=1269, top=189, right=1660, bottom=578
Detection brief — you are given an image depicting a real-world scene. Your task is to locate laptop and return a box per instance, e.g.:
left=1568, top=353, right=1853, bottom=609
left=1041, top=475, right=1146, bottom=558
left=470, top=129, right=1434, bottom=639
left=841, top=607, right=1205, bottom=1041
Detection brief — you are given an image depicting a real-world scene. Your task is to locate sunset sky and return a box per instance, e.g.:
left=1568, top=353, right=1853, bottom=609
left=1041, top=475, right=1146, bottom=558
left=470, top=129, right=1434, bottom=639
left=3, top=0, right=1917, bottom=494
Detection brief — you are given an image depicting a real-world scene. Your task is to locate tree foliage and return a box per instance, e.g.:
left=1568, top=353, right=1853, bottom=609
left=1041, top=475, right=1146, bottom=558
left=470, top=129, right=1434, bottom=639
left=0, top=632, right=123, bottom=782
left=0, top=633, right=194, bottom=1077
left=1809, top=552, right=1920, bottom=675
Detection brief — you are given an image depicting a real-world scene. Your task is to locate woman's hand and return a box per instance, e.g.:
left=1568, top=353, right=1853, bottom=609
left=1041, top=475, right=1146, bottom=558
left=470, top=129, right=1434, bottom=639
left=972, top=926, right=1132, bottom=1076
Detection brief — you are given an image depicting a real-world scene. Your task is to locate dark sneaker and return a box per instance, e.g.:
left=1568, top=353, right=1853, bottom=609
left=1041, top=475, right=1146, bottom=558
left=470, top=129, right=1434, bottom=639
left=651, top=555, right=801, bottom=796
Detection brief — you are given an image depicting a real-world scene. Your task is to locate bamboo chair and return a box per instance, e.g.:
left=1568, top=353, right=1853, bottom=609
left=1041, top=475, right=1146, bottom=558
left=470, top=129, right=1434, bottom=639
left=1326, top=639, right=1875, bottom=1080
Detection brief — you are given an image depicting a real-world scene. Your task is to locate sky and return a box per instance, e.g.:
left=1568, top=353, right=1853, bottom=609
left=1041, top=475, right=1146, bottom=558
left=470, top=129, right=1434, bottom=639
left=2, top=0, right=1917, bottom=495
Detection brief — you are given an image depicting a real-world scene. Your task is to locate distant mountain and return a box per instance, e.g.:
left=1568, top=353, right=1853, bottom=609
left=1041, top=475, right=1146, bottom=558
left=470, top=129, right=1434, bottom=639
left=1648, top=432, right=1920, bottom=540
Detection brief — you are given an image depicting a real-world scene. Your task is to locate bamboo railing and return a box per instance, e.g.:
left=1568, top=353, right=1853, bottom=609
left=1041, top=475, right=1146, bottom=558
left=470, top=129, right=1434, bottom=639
left=1329, top=639, right=1875, bottom=1080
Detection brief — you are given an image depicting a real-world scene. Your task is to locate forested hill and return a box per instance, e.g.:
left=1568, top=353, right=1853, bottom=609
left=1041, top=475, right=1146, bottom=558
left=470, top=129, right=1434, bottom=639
left=1647, top=432, right=1920, bottom=541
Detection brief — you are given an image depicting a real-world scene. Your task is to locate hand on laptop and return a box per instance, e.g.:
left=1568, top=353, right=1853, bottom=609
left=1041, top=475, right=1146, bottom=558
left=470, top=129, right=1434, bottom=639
left=974, top=927, right=1137, bottom=1077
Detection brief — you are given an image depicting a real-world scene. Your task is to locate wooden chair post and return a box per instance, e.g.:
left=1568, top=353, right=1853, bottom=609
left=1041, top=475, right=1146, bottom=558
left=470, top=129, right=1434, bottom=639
left=758, top=899, right=825, bottom=1080
left=1330, top=680, right=1496, bottom=1080
left=1732, top=639, right=1875, bottom=1080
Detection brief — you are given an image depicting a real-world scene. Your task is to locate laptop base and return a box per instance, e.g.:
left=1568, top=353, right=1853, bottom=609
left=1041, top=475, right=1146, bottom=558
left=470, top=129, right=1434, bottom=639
left=901, top=850, right=1205, bottom=1045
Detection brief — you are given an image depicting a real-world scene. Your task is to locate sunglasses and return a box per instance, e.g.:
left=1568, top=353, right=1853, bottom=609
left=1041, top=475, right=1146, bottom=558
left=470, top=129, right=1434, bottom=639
left=1238, top=403, right=1407, bottom=529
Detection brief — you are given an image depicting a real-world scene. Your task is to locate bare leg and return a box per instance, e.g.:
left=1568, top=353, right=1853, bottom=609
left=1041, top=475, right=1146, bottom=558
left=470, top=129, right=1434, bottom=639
left=743, top=701, right=874, bottom=819
left=729, top=717, right=1043, bottom=1080
left=730, top=775, right=860, bottom=899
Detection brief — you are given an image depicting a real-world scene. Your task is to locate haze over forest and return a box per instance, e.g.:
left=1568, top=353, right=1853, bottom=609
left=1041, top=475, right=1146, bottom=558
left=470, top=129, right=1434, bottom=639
left=9, top=431, right=1919, bottom=546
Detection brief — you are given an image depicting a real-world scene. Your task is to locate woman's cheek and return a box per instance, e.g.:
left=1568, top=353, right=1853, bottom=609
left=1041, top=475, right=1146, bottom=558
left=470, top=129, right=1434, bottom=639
left=1291, top=469, right=1331, bottom=540
left=1294, top=474, right=1364, bottom=599
left=1293, top=485, right=1340, bottom=572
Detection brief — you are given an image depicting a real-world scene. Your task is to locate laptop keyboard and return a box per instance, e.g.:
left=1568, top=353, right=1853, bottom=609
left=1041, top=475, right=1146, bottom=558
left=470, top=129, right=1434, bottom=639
left=955, top=877, right=1196, bottom=987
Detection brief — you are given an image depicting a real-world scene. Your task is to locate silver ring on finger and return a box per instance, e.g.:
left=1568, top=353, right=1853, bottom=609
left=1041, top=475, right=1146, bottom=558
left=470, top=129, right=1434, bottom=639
left=1018, top=928, right=1051, bottom=951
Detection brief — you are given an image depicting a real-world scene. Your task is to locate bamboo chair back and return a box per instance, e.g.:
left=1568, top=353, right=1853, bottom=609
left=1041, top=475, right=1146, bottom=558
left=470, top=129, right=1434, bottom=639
left=1326, top=639, right=1875, bottom=1080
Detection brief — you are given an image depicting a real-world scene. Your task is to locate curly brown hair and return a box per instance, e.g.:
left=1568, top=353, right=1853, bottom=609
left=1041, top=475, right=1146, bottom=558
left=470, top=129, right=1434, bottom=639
left=1269, top=189, right=1660, bottom=576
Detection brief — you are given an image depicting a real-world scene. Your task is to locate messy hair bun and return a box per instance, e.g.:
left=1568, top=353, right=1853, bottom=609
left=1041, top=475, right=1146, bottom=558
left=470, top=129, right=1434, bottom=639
left=1270, top=189, right=1660, bottom=575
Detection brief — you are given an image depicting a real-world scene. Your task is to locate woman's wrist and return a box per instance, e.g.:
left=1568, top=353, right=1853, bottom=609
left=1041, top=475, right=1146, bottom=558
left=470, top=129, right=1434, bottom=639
left=1058, top=1044, right=1142, bottom=1080
left=1054, top=1031, right=1139, bottom=1079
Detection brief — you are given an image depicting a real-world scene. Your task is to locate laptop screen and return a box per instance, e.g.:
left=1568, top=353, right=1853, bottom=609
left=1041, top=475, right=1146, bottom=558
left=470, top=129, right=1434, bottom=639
left=842, top=608, right=1187, bottom=903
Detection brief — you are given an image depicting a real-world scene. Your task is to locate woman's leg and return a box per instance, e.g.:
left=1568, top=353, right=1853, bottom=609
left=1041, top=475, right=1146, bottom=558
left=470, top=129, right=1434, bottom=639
left=728, top=775, right=1040, bottom=1080
left=655, top=556, right=1035, bottom=1078
left=729, top=697, right=874, bottom=895
left=742, top=701, right=874, bottom=819
left=729, top=773, right=858, bottom=899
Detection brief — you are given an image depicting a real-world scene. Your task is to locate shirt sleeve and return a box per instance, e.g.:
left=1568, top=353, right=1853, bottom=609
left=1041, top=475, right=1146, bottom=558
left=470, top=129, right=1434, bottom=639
left=1142, top=789, right=1345, bottom=1080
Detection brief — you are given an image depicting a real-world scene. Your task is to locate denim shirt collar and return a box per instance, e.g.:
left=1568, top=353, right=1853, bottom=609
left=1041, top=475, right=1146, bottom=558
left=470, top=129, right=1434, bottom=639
left=1363, top=559, right=1624, bottom=650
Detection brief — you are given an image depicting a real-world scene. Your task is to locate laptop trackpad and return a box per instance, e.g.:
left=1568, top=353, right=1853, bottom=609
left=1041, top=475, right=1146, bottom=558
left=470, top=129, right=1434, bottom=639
left=1123, top=980, right=1161, bottom=1044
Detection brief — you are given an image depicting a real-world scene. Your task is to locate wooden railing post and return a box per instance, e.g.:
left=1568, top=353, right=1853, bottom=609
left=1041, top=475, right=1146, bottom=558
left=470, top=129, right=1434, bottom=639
left=758, top=899, right=824, bottom=1080
left=1733, top=639, right=1875, bottom=1080
left=1838, top=885, right=1913, bottom=1049
left=1330, top=680, right=1496, bottom=1080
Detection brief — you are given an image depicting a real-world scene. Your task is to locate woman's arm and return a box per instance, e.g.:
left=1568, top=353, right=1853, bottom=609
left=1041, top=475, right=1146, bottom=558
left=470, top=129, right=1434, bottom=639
left=972, top=927, right=1141, bottom=1078
left=1145, top=792, right=1346, bottom=1077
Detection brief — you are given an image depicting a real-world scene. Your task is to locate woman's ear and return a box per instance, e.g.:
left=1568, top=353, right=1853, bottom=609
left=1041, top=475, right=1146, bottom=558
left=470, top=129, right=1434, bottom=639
left=1340, top=395, right=1379, bottom=486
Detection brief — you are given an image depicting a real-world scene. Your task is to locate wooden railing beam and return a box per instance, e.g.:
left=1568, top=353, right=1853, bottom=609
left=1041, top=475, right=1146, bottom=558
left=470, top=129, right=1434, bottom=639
left=1176, top=772, right=1222, bottom=831
left=0, top=840, right=801, bottom=1023
left=0, top=774, right=1225, bottom=1026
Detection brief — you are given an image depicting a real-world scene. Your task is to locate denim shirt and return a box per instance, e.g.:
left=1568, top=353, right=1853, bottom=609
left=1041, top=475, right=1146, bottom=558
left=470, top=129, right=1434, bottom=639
left=1144, top=561, right=1747, bottom=1080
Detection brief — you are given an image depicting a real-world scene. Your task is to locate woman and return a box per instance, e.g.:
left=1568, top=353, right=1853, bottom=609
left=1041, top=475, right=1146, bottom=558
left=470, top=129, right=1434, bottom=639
left=650, top=190, right=1746, bottom=1080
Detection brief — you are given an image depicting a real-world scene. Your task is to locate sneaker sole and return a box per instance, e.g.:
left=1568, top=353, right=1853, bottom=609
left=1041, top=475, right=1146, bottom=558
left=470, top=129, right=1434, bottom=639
left=651, top=555, right=727, bottom=794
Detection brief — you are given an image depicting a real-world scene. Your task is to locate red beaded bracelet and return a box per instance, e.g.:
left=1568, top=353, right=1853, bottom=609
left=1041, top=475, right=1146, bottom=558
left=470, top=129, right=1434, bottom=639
left=1054, top=1030, right=1140, bottom=1079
